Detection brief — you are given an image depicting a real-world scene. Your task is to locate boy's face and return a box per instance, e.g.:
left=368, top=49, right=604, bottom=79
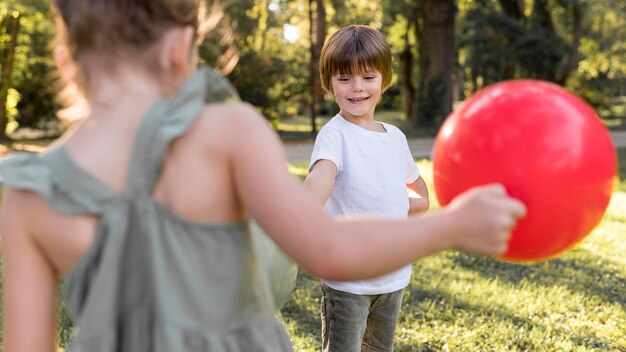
left=331, top=69, right=383, bottom=121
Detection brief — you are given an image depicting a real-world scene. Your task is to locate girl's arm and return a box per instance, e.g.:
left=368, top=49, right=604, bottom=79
left=1, top=188, right=58, bottom=352
left=225, top=104, right=526, bottom=281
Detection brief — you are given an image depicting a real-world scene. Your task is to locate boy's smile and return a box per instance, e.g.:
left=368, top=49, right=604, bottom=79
left=347, top=96, right=370, bottom=103
left=331, top=70, right=383, bottom=121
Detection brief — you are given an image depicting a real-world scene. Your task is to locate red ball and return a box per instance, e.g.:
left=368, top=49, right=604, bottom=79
left=433, top=80, right=617, bottom=262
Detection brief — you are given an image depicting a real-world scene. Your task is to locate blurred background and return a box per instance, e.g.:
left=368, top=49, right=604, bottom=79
left=1, top=0, right=625, bottom=141
left=2, top=2, right=626, bottom=350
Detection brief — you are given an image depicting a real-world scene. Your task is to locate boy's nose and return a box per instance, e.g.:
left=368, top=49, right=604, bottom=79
left=352, top=78, right=364, bottom=91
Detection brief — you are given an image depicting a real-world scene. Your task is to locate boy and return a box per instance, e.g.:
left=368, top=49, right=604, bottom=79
left=304, top=24, right=430, bottom=351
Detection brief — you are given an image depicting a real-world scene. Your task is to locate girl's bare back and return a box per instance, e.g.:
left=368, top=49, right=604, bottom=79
left=7, top=100, right=263, bottom=276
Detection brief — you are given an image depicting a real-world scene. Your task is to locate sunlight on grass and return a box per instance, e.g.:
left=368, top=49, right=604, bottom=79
left=287, top=163, right=309, bottom=182
left=0, top=144, right=623, bottom=351
left=281, top=153, right=626, bottom=351
left=277, top=116, right=331, bottom=133
left=277, top=123, right=316, bottom=133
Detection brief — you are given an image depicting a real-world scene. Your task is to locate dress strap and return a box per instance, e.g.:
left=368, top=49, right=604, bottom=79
left=124, top=67, right=239, bottom=197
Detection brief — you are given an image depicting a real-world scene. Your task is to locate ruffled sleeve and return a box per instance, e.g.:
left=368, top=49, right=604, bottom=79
left=0, top=150, right=119, bottom=215
left=0, top=152, right=54, bottom=196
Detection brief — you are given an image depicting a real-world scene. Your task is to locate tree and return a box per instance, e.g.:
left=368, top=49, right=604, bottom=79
left=415, top=0, right=456, bottom=127
left=458, top=0, right=584, bottom=94
left=308, top=0, right=326, bottom=135
left=0, top=12, right=20, bottom=139
left=568, top=0, right=626, bottom=119
left=554, top=0, right=583, bottom=85
left=0, top=0, right=57, bottom=138
left=399, top=28, right=416, bottom=121
left=381, top=0, right=421, bottom=121
left=201, top=0, right=311, bottom=124
left=498, top=0, right=523, bottom=18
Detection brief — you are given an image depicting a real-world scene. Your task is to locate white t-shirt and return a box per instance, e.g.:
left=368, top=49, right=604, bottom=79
left=309, top=114, right=420, bottom=295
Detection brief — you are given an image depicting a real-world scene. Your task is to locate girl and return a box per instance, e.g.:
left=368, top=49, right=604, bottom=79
left=0, top=1, right=525, bottom=351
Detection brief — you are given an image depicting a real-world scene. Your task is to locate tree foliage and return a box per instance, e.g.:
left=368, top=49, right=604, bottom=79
left=0, top=0, right=57, bottom=139
left=458, top=0, right=571, bottom=91
left=1, top=0, right=625, bottom=136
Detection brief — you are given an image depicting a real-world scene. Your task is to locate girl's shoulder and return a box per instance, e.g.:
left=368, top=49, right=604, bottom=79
left=198, top=101, right=264, bottom=127
left=193, top=102, right=273, bottom=143
left=171, top=101, right=282, bottom=168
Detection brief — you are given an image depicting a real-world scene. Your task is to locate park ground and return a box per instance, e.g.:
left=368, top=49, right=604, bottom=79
left=274, top=115, right=626, bottom=351
left=0, top=118, right=625, bottom=351
left=281, top=149, right=626, bottom=351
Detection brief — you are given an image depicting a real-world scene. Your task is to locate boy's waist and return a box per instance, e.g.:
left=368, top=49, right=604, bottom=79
left=321, top=264, right=412, bottom=295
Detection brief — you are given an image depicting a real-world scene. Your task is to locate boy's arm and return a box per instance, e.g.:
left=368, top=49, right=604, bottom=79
left=303, top=159, right=337, bottom=206
left=407, top=176, right=430, bottom=215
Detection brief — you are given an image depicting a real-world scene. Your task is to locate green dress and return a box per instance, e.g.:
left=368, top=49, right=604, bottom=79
left=0, top=67, right=297, bottom=351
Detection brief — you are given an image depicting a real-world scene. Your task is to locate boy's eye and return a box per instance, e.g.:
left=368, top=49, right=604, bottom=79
left=337, top=77, right=350, bottom=82
left=364, top=76, right=376, bottom=80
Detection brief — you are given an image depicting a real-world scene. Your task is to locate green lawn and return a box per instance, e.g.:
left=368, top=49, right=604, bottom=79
left=280, top=151, right=626, bottom=351
left=0, top=148, right=624, bottom=351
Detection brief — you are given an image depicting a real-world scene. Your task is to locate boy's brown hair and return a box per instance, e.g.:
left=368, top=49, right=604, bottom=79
left=319, top=24, right=393, bottom=94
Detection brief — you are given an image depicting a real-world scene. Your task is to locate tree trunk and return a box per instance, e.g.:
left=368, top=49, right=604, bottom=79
left=309, top=0, right=326, bottom=136
left=498, top=0, right=524, bottom=19
left=0, top=13, right=21, bottom=140
left=532, top=0, right=554, bottom=31
left=416, top=0, right=456, bottom=128
left=557, top=1, right=582, bottom=85
left=400, top=26, right=415, bottom=121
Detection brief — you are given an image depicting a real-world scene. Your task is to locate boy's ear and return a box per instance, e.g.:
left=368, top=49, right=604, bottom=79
left=159, top=25, right=196, bottom=75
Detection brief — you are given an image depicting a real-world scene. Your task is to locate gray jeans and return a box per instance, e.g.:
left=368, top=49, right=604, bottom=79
left=321, top=283, right=404, bottom=352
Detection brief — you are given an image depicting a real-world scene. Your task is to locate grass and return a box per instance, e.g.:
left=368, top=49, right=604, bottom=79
left=0, top=140, right=624, bottom=351
left=279, top=153, right=626, bottom=351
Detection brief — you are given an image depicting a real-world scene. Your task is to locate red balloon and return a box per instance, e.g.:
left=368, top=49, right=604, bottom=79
left=433, top=80, right=617, bottom=262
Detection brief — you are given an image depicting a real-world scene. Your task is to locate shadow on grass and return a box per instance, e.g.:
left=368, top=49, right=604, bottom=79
left=284, top=262, right=623, bottom=351
left=449, top=249, right=626, bottom=310
left=398, top=278, right=620, bottom=351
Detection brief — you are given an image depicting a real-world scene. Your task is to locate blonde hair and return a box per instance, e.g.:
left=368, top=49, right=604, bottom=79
left=319, top=25, right=393, bottom=94
left=51, top=0, right=212, bottom=119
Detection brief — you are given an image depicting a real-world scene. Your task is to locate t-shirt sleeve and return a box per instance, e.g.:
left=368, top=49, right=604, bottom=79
left=402, top=135, right=420, bottom=184
left=309, top=126, right=343, bottom=174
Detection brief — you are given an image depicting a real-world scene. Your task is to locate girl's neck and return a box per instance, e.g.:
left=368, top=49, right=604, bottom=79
left=85, top=66, right=167, bottom=124
left=60, top=68, right=168, bottom=152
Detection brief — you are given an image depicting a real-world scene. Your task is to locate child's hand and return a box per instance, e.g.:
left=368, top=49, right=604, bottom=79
left=445, top=184, right=527, bottom=256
